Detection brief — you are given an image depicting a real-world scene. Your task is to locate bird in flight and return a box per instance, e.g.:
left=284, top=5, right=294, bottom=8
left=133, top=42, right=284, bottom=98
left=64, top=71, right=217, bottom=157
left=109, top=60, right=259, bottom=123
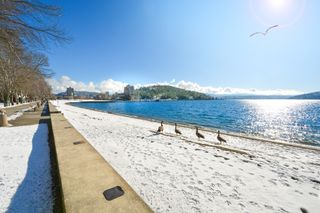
left=250, top=25, right=279, bottom=37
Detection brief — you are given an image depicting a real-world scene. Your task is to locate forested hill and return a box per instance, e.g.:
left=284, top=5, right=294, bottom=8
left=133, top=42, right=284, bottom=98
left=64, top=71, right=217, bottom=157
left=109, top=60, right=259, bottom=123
left=133, top=85, right=213, bottom=100
left=56, top=91, right=99, bottom=98
left=290, top=91, right=320, bottom=99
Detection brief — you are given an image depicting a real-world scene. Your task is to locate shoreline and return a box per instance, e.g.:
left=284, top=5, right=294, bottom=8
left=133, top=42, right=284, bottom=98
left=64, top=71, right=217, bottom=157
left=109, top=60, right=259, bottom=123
left=52, top=100, right=320, bottom=213
left=68, top=101, right=320, bottom=152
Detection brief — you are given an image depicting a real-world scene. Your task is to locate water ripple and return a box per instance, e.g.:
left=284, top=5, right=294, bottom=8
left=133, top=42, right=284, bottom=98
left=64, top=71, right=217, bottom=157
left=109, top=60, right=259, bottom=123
left=72, top=99, right=320, bottom=146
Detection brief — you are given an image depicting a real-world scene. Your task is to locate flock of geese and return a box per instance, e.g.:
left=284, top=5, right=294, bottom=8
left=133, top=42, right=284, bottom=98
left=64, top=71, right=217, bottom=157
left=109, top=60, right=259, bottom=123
left=157, top=121, right=227, bottom=144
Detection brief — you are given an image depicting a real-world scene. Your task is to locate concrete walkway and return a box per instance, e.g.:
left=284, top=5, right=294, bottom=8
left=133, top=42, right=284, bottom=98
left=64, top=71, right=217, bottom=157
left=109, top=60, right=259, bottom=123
left=1, top=102, right=37, bottom=117
left=9, top=104, right=49, bottom=126
left=49, top=103, right=152, bottom=213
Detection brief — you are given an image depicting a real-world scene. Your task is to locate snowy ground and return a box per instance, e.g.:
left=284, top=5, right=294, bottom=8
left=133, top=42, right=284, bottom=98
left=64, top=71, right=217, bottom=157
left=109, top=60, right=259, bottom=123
left=0, top=124, right=52, bottom=213
left=7, top=107, right=33, bottom=122
left=53, top=100, right=320, bottom=213
left=0, top=102, right=34, bottom=121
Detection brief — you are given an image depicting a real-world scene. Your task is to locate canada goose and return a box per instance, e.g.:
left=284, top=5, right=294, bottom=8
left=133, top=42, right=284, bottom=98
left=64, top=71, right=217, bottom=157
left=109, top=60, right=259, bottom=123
left=157, top=121, right=164, bottom=133
left=175, top=123, right=182, bottom=135
left=196, top=127, right=204, bottom=140
left=217, top=130, right=226, bottom=143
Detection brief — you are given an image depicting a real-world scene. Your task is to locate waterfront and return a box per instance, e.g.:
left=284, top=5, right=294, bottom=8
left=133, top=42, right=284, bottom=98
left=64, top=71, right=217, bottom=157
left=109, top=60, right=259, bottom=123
left=72, top=99, right=320, bottom=146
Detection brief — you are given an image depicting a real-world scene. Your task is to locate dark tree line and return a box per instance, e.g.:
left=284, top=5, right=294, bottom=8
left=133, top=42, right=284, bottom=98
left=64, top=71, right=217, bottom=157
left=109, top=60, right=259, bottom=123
left=134, top=85, right=214, bottom=100
left=0, top=0, right=68, bottom=106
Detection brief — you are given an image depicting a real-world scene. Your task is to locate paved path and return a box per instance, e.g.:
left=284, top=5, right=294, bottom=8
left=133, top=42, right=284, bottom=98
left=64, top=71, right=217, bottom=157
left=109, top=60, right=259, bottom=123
left=9, top=104, right=50, bottom=126
left=49, top=103, right=152, bottom=213
left=1, top=102, right=37, bottom=117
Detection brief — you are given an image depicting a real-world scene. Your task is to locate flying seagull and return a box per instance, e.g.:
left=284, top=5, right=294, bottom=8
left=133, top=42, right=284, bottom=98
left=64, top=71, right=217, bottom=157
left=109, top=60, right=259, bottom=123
left=250, top=25, right=279, bottom=37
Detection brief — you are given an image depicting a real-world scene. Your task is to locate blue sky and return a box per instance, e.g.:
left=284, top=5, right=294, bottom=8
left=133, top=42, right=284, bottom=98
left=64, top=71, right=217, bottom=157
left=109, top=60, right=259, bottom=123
left=47, top=0, right=319, bottom=94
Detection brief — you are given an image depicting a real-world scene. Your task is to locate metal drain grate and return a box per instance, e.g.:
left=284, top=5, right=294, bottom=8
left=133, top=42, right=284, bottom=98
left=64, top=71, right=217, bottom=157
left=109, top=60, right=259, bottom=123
left=50, top=110, right=62, bottom=114
left=73, top=141, right=85, bottom=145
left=103, top=186, right=124, bottom=201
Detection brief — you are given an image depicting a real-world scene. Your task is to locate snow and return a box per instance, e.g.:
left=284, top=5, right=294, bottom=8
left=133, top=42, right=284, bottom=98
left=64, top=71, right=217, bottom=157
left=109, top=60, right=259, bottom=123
left=7, top=108, right=31, bottom=121
left=0, top=124, right=53, bottom=213
left=53, top=100, right=320, bottom=213
left=0, top=103, right=34, bottom=121
left=7, top=111, right=24, bottom=121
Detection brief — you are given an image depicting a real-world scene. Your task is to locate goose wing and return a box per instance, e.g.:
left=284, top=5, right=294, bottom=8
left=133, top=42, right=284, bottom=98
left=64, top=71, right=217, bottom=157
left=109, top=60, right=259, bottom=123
left=197, top=132, right=204, bottom=139
left=218, top=135, right=226, bottom=142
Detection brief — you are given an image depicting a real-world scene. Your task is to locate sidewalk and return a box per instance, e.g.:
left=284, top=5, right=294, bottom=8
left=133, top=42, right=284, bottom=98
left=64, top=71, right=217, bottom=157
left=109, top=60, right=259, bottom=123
left=0, top=105, right=53, bottom=212
left=49, top=103, right=152, bottom=212
left=1, top=102, right=38, bottom=117
left=9, top=104, right=50, bottom=126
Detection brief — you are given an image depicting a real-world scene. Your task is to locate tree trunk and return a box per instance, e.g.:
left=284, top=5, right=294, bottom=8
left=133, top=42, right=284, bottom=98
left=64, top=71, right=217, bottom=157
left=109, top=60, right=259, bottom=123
left=3, top=93, right=10, bottom=107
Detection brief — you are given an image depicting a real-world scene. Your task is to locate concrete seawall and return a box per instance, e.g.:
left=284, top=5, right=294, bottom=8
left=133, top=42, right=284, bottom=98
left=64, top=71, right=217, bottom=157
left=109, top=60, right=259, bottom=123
left=48, top=103, right=152, bottom=213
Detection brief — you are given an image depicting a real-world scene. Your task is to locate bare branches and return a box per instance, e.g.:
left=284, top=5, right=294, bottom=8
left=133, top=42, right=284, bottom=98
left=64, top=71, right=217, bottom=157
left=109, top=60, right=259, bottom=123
left=0, top=0, right=69, bottom=105
left=0, top=0, right=69, bottom=49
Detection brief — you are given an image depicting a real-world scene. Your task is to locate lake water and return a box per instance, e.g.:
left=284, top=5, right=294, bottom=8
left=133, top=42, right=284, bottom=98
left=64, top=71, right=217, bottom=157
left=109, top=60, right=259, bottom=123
left=71, top=100, right=320, bottom=146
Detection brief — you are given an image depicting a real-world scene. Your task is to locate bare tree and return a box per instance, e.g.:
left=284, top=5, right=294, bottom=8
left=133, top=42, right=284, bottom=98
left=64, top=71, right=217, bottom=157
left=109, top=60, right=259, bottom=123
left=0, top=0, right=69, bottom=106
left=0, top=0, right=69, bottom=50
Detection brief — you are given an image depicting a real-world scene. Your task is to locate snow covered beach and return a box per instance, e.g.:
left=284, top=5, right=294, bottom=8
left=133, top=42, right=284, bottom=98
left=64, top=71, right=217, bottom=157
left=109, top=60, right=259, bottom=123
left=53, top=100, right=320, bottom=213
left=0, top=124, right=52, bottom=213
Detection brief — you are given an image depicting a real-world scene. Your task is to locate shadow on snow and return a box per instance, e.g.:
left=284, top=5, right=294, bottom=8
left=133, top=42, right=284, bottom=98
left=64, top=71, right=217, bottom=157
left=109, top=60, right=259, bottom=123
left=7, top=123, right=53, bottom=213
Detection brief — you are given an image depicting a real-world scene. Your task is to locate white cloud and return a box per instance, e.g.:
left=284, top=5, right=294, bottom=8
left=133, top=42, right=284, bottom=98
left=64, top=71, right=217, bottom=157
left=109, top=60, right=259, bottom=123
left=173, top=80, right=301, bottom=96
left=46, top=76, right=98, bottom=93
left=170, top=79, right=176, bottom=84
left=47, top=76, right=127, bottom=94
left=99, top=79, right=128, bottom=94
left=47, top=75, right=302, bottom=96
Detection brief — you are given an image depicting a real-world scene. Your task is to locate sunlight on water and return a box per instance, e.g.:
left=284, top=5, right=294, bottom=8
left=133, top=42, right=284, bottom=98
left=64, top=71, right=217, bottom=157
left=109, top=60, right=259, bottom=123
left=73, top=100, right=320, bottom=145
left=243, top=100, right=320, bottom=144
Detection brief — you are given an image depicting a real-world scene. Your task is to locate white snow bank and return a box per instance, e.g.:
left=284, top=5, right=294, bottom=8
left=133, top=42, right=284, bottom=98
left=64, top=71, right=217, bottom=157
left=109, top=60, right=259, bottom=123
left=7, top=111, right=23, bottom=121
left=7, top=109, right=29, bottom=121
left=0, top=102, right=34, bottom=121
left=53, top=100, right=320, bottom=213
left=0, top=124, right=52, bottom=213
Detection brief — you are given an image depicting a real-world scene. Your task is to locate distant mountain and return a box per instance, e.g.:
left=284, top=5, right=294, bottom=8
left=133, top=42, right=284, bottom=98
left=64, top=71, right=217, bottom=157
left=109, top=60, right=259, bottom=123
left=219, top=95, right=292, bottom=99
left=134, top=85, right=213, bottom=100
left=55, top=92, right=66, bottom=97
left=290, top=91, right=320, bottom=99
left=55, top=91, right=99, bottom=97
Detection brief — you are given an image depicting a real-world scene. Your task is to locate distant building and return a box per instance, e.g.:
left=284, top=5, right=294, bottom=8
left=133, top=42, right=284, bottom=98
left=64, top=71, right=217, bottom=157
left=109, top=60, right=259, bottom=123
left=66, top=87, right=75, bottom=97
left=124, top=85, right=134, bottom=99
left=109, top=86, right=135, bottom=100
left=95, top=92, right=110, bottom=100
